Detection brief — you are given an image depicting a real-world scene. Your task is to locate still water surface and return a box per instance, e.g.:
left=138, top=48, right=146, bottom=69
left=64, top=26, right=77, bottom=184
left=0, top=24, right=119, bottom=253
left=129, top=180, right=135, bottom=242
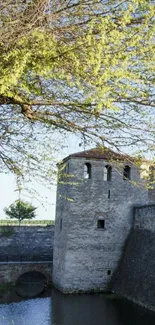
left=1, top=288, right=155, bottom=325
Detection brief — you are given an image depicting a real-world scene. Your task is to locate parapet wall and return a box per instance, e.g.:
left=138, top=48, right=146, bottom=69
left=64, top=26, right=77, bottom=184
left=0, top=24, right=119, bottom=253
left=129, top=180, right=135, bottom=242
left=0, top=226, right=54, bottom=261
left=113, top=204, right=155, bottom=311
left=0, top=262, right=52, bottom=285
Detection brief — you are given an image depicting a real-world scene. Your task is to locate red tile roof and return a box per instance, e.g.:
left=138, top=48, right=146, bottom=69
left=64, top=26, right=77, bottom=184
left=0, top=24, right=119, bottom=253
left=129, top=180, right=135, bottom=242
left=62, top=147, right=136, bottom=163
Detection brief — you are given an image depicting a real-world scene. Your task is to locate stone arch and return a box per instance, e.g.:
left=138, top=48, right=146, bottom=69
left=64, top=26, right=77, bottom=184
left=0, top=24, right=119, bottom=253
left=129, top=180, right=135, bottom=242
left=15, top=271, right=47, bottom=297
left=104, top=165, right=112, bottom=181
left=0, top=262, right=52, bottom=286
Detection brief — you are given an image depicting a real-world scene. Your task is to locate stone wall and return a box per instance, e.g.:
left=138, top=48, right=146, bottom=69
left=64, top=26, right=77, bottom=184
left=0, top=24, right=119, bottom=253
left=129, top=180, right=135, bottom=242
left=113, top=204, right=155, bottom=311
left=133, top=204, right=155, bottom=231
left=53, top=157, right=151, bottom=293
left=0, top=262, right=52, bottom=284
left=0, top=226, right=54, bottom=261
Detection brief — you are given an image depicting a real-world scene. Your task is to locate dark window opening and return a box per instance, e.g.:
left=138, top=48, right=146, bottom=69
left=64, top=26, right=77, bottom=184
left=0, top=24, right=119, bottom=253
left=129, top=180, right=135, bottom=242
left=149, top=166, right=155, bottom=182
left=107, top=270, right=111, bottom=275
left=108, top=190, right=110, bottom=199
left=64, top=163, right=69, bottom=174
left=66, top=163, right=69, bottom=174
left=60, top=219, right=62, bottom=231
left=104, top=165, right=112, bottom=181
left=123, top=165, right=131, bottom=180
left=84, top=163, right=91, bottom=179
left=97, top=219, right=105, bottom=229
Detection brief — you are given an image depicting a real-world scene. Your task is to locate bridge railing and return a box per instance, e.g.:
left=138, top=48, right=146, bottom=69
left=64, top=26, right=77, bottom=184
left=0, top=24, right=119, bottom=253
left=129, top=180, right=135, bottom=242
left=0, top=254, right=53, bottom=263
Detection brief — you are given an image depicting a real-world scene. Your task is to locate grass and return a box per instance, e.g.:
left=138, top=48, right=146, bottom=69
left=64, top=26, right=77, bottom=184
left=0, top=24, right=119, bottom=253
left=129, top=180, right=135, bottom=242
left=0, top=219, right=55, bottom=226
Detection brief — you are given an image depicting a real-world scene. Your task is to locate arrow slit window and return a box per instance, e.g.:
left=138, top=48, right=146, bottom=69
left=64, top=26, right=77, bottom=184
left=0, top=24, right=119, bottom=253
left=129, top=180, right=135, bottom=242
left=84, top=163, right=92, bottom=179
left=104, top=165, right=112, bottom=181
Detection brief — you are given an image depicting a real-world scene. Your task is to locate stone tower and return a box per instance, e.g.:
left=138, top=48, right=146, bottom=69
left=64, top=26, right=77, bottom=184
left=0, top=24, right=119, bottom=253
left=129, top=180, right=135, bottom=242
left=52, top=147, right=151, bottom=293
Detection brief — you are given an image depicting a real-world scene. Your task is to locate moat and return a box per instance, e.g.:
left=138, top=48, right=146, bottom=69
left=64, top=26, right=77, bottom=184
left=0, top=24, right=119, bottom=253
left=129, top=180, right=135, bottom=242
left=1, top=288, right=155, bottom=325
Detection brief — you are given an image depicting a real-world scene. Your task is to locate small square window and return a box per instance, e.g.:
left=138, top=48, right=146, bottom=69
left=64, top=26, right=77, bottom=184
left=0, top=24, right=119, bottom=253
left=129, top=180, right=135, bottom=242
left=97, top=219, right=105, bottom=229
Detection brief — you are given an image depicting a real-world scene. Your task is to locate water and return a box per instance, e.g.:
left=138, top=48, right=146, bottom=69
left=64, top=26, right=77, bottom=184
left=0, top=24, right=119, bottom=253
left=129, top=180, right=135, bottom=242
left=0, top=288, right=155, bottom=325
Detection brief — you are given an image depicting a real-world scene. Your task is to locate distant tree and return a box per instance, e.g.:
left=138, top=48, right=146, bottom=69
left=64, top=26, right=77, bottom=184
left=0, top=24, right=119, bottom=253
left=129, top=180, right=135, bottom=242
left=4, top=200, right=37, bottom=225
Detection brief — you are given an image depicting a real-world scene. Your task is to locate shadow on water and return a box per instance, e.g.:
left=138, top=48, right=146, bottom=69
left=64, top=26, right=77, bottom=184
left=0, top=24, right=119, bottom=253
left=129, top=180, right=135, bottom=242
left=52, top=289, right=155, bottom=325
left=1, top=287, right=155, bottom=325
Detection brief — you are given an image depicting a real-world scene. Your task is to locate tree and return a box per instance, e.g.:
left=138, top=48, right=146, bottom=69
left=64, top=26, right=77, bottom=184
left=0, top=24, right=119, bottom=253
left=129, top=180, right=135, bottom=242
left=1, top=0, right=155, bottom=187
left=4, top=200, right=37, bottom=225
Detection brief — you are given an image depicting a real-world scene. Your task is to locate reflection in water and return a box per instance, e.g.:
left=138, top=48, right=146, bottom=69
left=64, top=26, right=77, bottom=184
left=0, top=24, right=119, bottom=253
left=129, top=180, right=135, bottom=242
left=52, top=290, right=120, bottom=325
left=0, top=288, right=155, bottom=325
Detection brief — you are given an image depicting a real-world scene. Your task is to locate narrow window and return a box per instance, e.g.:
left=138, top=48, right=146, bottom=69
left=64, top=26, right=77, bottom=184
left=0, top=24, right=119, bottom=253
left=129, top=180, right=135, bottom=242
left=123, top=165, right=131, bottom=180
left=64, top=163, right=69, bottom=174
left=97, top=219, right=105, bottom=229
left=84, top=163, right=91, bottom=179
left=149, top=166, right=155, bottom=182
left=107, top=270, right=111, bottom=275
left=60, top=219, right=62, bottom=231
left=108, top=190, right=110, bottom=199
left=104, top=165, right=112, bottom=181
left=66, top=163, right=69, bottom=174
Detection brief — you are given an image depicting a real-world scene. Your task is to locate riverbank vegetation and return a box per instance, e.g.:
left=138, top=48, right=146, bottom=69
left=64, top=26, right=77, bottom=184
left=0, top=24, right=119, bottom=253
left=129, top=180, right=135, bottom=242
left=0, top=220, right=54, bottom=226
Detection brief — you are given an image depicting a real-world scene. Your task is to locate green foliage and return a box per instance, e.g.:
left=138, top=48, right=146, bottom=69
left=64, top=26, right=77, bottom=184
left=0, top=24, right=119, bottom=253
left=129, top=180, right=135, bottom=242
left=1, top=1, right=155, bottom=110
left=1, top=1, right=154, bottom=105
left=1, top=0, right=155, bottom=188
left=4, top=200, right=37, bottom=225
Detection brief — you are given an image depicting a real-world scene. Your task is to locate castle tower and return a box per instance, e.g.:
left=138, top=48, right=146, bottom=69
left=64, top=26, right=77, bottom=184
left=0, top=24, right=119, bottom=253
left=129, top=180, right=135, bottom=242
left=52, top=147, right=151, bottom=293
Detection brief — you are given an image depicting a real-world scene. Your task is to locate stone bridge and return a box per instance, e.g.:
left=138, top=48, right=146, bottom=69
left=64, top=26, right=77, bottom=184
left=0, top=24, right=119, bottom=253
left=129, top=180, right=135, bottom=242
left=0, top=261, right=52, bottom=285
left=0, top=226, right=54, bottom=285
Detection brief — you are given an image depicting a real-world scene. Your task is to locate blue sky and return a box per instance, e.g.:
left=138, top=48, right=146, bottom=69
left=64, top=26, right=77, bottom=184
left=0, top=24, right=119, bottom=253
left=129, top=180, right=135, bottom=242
left=0, top=135, right=85, bottom=220
left=2, top=127, right=152, bottom=221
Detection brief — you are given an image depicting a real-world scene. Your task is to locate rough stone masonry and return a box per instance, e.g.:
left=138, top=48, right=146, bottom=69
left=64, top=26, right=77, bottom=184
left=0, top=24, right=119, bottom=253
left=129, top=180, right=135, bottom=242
left=0, top=226, right=54, bottom=285
left=52, top=147, right=155, bottom=294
